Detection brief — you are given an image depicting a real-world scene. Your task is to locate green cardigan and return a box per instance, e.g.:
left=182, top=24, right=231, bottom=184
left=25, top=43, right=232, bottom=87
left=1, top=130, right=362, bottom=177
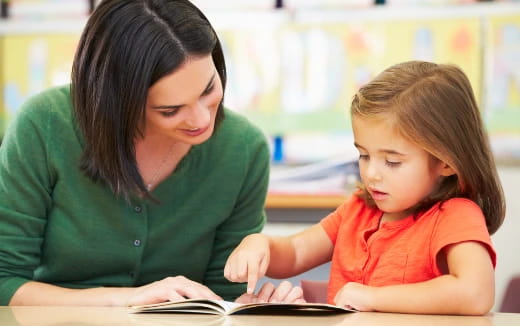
left=0, top=85, right=269, bottom=304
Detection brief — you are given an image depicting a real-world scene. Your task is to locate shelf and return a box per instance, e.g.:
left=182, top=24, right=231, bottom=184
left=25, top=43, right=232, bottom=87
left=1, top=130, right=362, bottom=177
left=265, top=192, right=348, bottom=209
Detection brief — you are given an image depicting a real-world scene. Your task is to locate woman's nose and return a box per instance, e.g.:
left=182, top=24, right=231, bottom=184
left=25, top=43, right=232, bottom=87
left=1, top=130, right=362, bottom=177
left=185, top=102, right=211, bottom=128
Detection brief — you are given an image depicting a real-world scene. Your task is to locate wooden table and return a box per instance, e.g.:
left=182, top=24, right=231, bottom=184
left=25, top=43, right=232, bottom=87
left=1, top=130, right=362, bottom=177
left=265, top=193, right=348, bottom=223
left=1, top=306, right=519, bottom=326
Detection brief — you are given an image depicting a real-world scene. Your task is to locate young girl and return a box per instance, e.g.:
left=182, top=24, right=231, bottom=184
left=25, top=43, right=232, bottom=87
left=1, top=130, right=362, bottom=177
left=224, top=61, right=505, bottom=315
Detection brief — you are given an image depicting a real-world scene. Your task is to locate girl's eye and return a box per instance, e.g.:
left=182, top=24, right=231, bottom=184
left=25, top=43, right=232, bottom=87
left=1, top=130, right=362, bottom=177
left=160, top=110, right=178, bottom=117
left=385, top=160, right=401, bottom=167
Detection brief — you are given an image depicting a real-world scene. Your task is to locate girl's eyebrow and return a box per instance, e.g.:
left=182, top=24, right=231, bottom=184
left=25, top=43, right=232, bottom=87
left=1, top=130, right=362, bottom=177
left=354, top=142, right=405, bottom=156
left=151, top=73, right=216, bottom=110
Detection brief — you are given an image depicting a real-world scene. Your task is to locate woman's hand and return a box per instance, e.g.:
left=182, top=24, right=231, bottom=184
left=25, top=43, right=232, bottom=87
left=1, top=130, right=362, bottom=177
left=126, top=276, right=221, bottom=306
left=224, top=233, right=270, bottom=294
left=235, top=281, right=305, bottom=304
left=334, top=282, right=375, bottom=311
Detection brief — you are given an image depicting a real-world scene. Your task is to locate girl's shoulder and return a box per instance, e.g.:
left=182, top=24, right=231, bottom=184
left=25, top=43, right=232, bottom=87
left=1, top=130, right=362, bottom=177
left=422, top=197, right=486, bottom=231
left=437, top=197, right=483, bottom=215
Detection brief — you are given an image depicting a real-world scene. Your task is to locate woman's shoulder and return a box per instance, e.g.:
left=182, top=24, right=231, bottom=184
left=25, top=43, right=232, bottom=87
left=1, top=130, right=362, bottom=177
left=214, top=109, right=267, bottom=144
left=15, top=84, right=72, bottom=123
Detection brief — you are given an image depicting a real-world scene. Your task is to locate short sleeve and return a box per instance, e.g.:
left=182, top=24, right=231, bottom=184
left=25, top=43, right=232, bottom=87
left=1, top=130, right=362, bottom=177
left=431, top=198, right=496, bottom=269
left=320, top=194, right=362, bottom=245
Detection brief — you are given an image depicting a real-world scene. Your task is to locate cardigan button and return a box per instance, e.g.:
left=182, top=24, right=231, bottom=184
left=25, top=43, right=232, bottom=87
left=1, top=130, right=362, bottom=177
left=134, top=206, right=142, bottom=213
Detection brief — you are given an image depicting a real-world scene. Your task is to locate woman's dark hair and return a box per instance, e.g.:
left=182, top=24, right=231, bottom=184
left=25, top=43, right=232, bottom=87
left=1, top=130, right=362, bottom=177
left=71, top=0, right=226, bottom=201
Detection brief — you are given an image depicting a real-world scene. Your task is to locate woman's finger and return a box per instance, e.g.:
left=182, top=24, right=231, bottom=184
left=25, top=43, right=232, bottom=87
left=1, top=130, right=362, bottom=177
left=268, top=280, right=292, bottom=303
left=281, top=286, right=304, bottom=303
left=256, top=282, right=276, bottom=303
left=166, top=290, right=187, bottom=303
left=173, top=279, right=221, bottom=300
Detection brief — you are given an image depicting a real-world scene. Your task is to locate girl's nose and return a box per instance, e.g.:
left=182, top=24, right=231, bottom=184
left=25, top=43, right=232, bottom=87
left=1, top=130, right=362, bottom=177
left=365, top=161, right=382, bottom=182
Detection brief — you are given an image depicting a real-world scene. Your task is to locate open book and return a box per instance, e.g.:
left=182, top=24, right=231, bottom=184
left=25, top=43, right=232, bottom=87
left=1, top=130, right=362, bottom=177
left=129, top=298, right=355, bottom=315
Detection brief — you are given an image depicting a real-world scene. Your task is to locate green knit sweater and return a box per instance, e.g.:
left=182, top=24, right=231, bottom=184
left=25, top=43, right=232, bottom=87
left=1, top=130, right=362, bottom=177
left=0, top=85, right=269, bottom=304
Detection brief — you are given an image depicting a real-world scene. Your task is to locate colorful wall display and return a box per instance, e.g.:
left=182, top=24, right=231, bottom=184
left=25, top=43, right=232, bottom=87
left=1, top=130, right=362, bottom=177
left=483, top=14, right=520, bottom=162
left=0, top=8, right=518, bottom=162
left=219, top=18, right=481, bottom=136
left=0, top=35, right=78, bottom=131
left=485, top=15, right=520, bottom=135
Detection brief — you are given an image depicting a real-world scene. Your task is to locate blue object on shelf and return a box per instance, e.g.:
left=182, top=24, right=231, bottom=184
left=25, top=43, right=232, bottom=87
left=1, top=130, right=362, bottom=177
left=272, top=135, right=284, bottom=164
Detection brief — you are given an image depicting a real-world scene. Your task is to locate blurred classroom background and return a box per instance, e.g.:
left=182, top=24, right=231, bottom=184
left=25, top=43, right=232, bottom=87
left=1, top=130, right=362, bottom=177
left=0, top=0, right=519, bottom=311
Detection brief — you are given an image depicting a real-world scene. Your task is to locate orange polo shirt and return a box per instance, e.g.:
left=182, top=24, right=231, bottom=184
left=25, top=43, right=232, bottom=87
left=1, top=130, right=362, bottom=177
left=320, top=195, right=495, bottom=304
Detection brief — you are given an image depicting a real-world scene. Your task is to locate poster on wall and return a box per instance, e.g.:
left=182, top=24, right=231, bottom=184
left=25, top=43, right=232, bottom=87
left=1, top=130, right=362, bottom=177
left=219, top=16, right=481, bottom=162
left=484, top=14, right=520, bottom=163
left=0, top=9, right=516, bottom=164
left=0, top=35, right=78, bottom=132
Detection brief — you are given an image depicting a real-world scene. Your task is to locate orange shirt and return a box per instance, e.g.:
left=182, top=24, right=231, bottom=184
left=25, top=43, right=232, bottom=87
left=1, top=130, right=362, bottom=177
left=320, top=195, right=495, bottom=304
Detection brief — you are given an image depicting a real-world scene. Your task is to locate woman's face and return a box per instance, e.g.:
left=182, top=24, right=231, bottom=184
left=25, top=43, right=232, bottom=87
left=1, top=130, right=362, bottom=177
left=143, top=55, right=223, bottom=145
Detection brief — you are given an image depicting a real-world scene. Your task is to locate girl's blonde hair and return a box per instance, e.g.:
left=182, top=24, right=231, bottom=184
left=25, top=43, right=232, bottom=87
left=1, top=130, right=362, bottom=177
left=351, top=61, right=505, bottom=234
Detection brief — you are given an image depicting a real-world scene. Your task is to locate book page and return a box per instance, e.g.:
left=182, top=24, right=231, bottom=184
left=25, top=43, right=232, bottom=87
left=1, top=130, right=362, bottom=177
left=130, top=299, right=356, bottom=315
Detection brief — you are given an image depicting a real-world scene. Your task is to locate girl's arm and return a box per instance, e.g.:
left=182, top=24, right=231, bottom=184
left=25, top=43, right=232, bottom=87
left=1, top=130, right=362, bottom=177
left=335, top=241, right=494, bottom=315
left=224, top=224, right=333, bottom=294
left=268, top=224, right=334, bottom=278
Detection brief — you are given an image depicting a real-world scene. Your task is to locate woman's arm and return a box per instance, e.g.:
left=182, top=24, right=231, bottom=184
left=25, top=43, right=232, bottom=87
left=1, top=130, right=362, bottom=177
left=334, top=241, right=494, bottom=315
left=10, top=276, right=222, bottom=306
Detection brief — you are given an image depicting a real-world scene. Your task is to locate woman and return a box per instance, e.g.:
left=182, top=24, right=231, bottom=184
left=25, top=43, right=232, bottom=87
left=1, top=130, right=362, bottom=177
left=0, top=0, right=301, bottom=306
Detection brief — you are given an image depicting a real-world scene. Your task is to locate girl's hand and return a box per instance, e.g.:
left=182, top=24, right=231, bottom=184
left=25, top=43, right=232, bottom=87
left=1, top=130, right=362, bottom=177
left=224, top=234, right=270, bottom=294
left=334, top=282, right=376, bottom=311
left=235, top=281, right=305, bottom=304
left=126, top=276, right=221, bottom=306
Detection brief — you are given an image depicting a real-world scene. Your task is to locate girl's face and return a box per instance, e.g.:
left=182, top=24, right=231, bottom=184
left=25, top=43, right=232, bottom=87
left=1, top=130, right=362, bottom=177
left=352, top=114, right=451, bottom=222
left=143, top=55, right=223, bottom=145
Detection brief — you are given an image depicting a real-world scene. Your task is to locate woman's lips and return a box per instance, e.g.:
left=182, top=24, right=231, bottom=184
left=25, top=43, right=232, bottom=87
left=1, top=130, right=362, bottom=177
left=182, top=126, right=209, bottom=137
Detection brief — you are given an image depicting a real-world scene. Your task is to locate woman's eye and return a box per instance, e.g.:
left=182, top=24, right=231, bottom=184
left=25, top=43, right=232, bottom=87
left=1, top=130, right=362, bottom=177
left=385, top=160, right=401, bottom=167
left=358, top=154, right=369, bottom=161
left=202, top=84, right=215, bottom=96
left=160, top=110, right=178, bottom=117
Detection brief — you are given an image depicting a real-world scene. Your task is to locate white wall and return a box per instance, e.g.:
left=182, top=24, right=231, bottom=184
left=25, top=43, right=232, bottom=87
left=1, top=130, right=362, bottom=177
left=493, top=166, right=520, bottom=311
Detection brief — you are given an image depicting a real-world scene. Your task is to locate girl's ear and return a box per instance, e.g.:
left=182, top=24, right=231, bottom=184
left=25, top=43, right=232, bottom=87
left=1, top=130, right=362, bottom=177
left=439, top=162, right=456, bottom=177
